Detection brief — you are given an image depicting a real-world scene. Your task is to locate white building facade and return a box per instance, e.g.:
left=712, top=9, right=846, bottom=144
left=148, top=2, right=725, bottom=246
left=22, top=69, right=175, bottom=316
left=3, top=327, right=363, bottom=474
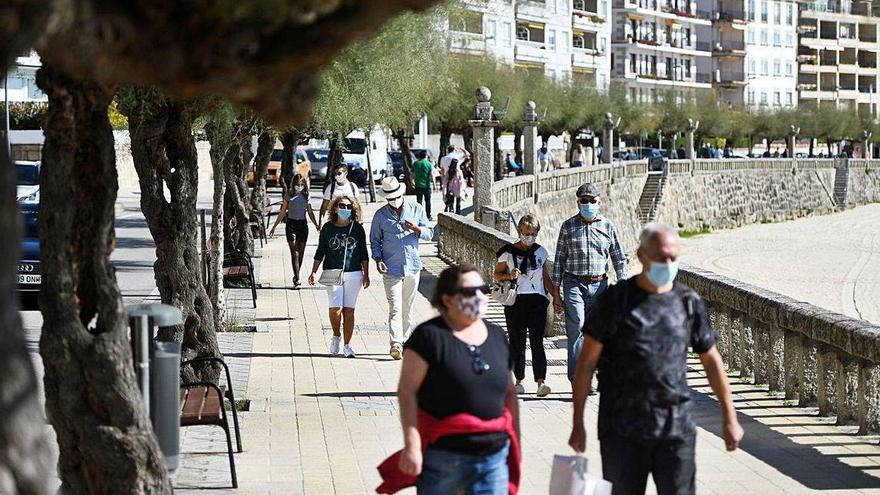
left=447, top=0, right=613, bottom=89
left=3, top=51, right=45, bottom=103
left=743, top=0, right=799, bottom=109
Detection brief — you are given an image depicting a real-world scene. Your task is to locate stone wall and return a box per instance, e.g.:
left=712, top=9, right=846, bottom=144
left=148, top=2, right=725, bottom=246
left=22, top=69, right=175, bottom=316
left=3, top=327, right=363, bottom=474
left=847, top=159, right=880, bottom=207
left=114, top=141, right=213, bottom=189
left=11, top=143, right=41, bottom=161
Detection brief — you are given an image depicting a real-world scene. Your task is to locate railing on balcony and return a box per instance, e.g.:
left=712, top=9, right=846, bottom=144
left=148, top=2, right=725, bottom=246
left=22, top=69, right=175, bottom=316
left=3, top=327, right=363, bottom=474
left=716, top=9, right=746, bottom=21
left=696, top=72, right=713, bottom=83
left=716, top=70, right=746, bottom=83
left=696, top=41, right=712, bottom=52
left=714, top=39, right=746, bottom=52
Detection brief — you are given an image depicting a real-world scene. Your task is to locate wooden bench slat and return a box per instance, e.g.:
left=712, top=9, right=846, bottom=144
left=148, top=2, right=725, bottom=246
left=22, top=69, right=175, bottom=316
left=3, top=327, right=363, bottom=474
left=180, top=385, right=226, bottom=426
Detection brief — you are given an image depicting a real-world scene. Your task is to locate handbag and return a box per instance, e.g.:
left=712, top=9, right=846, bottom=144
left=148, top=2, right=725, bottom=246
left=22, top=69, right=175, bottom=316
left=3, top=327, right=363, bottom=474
left=490, top=252, right=519, bottom=306
left=548, top=454, right=612, bottom=495
left=319, top=223, right=354, bottom=286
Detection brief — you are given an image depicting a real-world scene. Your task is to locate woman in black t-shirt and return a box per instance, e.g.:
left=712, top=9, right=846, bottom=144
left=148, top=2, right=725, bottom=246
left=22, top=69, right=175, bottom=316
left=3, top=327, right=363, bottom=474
left=396, top=264, right=519, bottom=495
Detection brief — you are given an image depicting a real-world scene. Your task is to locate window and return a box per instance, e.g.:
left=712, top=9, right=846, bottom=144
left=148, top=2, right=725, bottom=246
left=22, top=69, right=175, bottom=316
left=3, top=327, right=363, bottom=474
left=787, top=91, right=794, bottom=105
left=562, top=30, right=570, bottom=52
left=449, top=10, right=483, bottom=34
left=748, top=90, right=755, bottom=104
left=600, top=36, right=607, bottom=52
left=761, top=91, right=768, bottom=104
left=774, top=91, right=781, bottom=105
left=749, top=0, right=756, bottom=20
left=548, top=28, right=557, bottom=50
left=773, top=59, right=781, bottom=75
left=487, top=20, right=497, bottom=44
left=684, top=59, right=691, bottom=77
left=761, top=1, right=768, bottom=22
left=573, top=34, right=585, bottom=49
left=516, top=25, right=530, bottom=41
left=749, top=58, right=757, bottom=75
left=786, top=3, right=794, bottom=24
left=785, top=61, right=793, bottom=75
left=548, top=69, right=557, bottom=80
left=502, top=22, right=512, bottom=46
left=785, top=33, right=794, bottom=46
left=574, top=0, right=585, bottom=9
left=774, top=2, right=781, bottom=23
left=631, top=53, right=637, bottom=73
left=747, top=29, right=755, bottom=43
left=773, top=31, right=781, bottom=46
left=761, top=30, right=768, bottom=45
left=600, top=0, right=608, bottom=15
left=761, top=59, right=769, bottom=75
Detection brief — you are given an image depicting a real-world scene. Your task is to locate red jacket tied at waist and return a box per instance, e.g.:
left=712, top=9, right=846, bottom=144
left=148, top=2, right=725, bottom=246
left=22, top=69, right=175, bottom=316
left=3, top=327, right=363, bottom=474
left=376, top=408, right=521, bottom=494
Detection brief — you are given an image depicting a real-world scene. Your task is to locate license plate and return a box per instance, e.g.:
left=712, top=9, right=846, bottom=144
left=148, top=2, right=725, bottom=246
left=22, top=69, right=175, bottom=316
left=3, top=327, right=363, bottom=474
left=17, top=274, right=41, bottom=285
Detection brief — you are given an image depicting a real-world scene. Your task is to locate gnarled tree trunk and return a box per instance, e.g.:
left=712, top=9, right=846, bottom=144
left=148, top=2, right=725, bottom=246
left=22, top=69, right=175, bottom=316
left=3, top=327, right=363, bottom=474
left=395, top=131, right=416, bottom=194
left=280, top=130, right=295, bottom=195
left=223, top=128, right=254, bottom=257
left=124, top=93, right=221, bottom=383
left=250, top=129, right=273, bottom=217
left=206, top=120, right=228, bottom=327
left=439, top=124, right=452, bottom=163
left=37, top=65, right=171, bottom=494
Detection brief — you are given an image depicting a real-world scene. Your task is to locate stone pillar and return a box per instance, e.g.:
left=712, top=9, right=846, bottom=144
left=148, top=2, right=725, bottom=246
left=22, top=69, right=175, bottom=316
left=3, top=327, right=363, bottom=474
left=836, top=356, right=859, bottom=425
left=753, top=324, right=770, bottom=385
left=816, top=345, right=838, bottom=416
left=799, top=337, right=818, bottom=407
left=858, top=364, right=880, bottom=434
left=787, top=125, right=798, bottom=159
left=522, top=101, right=538, bottom=176
left=685, top=118, right=698, bottom=161
left=783, top=330, right=801, bottom=401
left=602, top=112, right=616, bottom=164
left=470, top=87, right=499, bottom=225
left=768, top=325, right=785, bottom=392
left=729, top=310, right=742, bottom=371
left=738, top=314, right=755, bottom=382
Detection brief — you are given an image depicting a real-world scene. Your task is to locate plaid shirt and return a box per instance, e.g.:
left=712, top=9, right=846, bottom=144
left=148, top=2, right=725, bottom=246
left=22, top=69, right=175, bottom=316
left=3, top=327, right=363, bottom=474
left=552, top=214, right=627, bottom=287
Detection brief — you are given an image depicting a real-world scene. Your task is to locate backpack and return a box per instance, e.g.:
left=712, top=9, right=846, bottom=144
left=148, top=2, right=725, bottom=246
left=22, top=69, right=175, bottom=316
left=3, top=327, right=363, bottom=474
left=329, top=180, right=356, bottom=198
left=614, top=279, right=697, bottom=331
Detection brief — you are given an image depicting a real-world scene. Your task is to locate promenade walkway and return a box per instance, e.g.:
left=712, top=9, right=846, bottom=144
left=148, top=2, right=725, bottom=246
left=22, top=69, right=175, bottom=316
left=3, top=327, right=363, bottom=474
left=174, top=194, right=880, bottom=495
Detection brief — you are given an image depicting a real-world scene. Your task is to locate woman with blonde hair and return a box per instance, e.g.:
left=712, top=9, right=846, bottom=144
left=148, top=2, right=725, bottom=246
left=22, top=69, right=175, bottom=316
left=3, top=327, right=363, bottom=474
left=308, top=195, right=370, bottom=358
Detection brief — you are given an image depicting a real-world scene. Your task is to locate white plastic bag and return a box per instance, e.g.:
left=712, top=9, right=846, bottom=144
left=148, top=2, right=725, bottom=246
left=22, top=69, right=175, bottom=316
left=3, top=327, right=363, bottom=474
left=548, top=454, right=613, bottom=495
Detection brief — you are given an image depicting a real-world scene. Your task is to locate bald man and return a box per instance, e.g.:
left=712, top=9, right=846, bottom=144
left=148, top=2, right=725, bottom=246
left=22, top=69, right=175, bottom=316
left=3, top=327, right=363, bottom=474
left=568, top=223, right=743, bottom=495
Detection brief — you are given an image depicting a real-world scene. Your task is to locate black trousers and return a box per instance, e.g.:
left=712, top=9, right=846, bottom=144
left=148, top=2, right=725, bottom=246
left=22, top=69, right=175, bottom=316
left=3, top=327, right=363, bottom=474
left=600, top=432, right=696, bottom=495
left=444, top=195, right=462, bottom=214
left=415, top=187, right=432, bottom=217
left=503, top=293, right=549, bottom=381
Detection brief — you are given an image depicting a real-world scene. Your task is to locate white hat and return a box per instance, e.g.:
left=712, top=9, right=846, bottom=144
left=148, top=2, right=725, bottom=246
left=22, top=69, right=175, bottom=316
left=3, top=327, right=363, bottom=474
left=381, top=177, right=404, bottom=199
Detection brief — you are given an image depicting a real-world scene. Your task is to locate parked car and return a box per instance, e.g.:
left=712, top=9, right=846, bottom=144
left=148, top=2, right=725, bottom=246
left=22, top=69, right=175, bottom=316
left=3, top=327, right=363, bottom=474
left=388, top=149, right=436, bottom=182
left=614, top=148, right=666, bottom=160
left=247, top=146, right=310, bottom=187
left=305, top=148, right=330, bottom=183
left=342, top=130, right=390, bottom=185
left=15, top=161, right=41, bottom=294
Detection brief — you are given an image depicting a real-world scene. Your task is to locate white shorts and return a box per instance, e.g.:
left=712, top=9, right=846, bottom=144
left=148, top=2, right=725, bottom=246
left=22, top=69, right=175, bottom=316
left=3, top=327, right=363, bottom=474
left=327, top=271, right=364, bottom=309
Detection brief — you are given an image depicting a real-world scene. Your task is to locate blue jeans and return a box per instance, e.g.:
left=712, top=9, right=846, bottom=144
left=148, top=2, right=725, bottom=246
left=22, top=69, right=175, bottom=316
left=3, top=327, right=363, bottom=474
left=417, top=442, right=510, bottom=495
left=562, top=275, right=608, bottom=381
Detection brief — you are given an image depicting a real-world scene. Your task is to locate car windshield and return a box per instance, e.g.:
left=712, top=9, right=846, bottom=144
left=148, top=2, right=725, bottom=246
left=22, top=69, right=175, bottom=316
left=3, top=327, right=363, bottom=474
left=15, top=164, right=39, bottom=185
left=307, top=149, right=329, bottom=161
left=344, top=138, right=367, bottom=155
left=270, top=149, right=284, bottom=161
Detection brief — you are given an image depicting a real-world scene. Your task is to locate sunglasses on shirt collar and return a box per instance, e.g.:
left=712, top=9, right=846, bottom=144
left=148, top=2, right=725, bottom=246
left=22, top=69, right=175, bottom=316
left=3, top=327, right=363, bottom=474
left=469, top=345, right=491, bottom=374
left=454, top=284, right=491, bottom=297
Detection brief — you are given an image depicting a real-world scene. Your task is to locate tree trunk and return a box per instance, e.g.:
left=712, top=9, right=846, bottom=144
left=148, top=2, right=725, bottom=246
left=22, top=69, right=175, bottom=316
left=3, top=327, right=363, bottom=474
left=494, top=132, right=503, bottom=181
left=325, top=134, right=344, bottom=184
left=223, top=126, right=254, bottom=257
left=37, top=65, right=171, bottom=494
left=250, top=129, right=273, bottom=217
left=439, top=124, right=452, bottom=162
left=280, top=130, right=295, bottom=195
left=125, top=95, right=222, bottom=383
left=206, top=121, right=228, bottom=327
left=513, top=126, right=523, bottom=166
left=396, top=132, right=416, bottom=194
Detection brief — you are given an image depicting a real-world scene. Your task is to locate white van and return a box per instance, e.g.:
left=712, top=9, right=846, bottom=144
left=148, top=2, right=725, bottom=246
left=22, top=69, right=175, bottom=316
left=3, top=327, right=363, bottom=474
left=343, top=128, right=390, bottom=186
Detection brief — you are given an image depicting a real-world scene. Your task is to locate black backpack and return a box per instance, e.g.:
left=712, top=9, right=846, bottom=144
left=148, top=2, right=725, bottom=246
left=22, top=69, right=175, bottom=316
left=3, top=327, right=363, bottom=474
left=329, top=180, right=357, bottom=197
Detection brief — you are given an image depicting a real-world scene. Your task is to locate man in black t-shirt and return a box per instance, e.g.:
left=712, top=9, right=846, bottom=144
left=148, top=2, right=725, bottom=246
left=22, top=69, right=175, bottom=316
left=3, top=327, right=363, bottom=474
left=568, top=223, right=743, bottom=495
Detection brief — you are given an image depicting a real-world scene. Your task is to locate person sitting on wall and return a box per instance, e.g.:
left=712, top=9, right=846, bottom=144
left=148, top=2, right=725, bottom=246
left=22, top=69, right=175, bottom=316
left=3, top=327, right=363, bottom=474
left=505, top=153, right=523, bottom=176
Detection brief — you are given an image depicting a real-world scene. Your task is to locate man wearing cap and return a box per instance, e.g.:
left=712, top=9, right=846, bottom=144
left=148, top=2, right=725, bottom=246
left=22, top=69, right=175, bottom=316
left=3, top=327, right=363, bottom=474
left=370, top=177, right=434, bottom=359
left=553, top=182, right=627, bottom=382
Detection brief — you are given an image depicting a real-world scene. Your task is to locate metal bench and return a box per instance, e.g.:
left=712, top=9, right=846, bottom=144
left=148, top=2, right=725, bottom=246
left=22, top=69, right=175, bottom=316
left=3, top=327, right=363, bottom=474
left=203, top=239, right=257, bottom=308
left=179, top=357, right=242, bottom=488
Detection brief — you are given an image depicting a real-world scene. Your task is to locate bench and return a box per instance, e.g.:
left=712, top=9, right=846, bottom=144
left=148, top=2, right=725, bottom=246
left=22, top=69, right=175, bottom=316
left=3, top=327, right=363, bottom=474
left=179, top=357, right=243, bottom=488
left=250, top=210, right=268, bottom=248
left=204, top=239, right=257, bottom=308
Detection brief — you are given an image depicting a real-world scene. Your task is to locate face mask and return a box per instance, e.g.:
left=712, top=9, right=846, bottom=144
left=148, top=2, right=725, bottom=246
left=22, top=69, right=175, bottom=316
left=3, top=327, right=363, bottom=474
left=294, top=186, right=304, bottom=193
left=458, top=293, right=489, bottom=320
left=646, top=260, right=679, bottom=287
left=388, top=197, right=404, bottom=209
left=579, top=202, right=599, bottom=219
left=335, top=175, right=346, bottom=185
left=337, top=208, right=352, bottom=221
left=520, top=235, right=537, bottom=246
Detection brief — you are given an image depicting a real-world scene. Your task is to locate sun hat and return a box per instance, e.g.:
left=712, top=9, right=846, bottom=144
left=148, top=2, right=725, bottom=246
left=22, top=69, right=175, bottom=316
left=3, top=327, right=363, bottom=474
left=381, top=177, right=404, bottom=200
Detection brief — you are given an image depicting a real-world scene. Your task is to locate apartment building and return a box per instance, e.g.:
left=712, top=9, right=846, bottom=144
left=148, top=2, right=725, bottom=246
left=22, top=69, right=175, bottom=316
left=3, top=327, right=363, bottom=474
left=447, top=0, right=613, bottom=88
left=609, top=0, right=713, bottom=103
left=797, top=0, right=880, bottom=116
left=2, top=51, right=45, bottom=103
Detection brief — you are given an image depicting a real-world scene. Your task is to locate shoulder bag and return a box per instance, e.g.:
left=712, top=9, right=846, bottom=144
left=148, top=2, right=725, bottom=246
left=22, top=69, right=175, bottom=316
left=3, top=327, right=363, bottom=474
left=318, top=222, right=355, bottom=286
left=490, top=251, right=519, bottom=306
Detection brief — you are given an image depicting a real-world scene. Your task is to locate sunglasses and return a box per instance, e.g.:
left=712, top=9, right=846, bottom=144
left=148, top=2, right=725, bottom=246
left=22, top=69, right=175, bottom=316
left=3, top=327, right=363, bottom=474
left=337, top=204, right=353, bottom=210
left=454, top=284, right=491, bottom=297
left=469, top=345, right=491, bottom=375
left=578, top=197, right=598, bottom=204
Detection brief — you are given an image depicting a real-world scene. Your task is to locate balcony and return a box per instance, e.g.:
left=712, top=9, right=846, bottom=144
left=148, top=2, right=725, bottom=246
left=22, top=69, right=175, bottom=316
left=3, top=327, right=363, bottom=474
left=696, top=72, right=713, bottom=83
left=448, top=32, right=487, bottom=55
left=714, top=70, right=746, bottom=85
left=572, top=11, right=606, bottom=31
left=515, top=39, right=547, bottom=63
left=712, top=39, right=746, bottom=56
left=516, top=0, right=550, bottom=19
left=572, top=47, right=603, bottom=67
left=798, top=83, right=818, bottom=91
left=714, top=9, right=746, bottom=23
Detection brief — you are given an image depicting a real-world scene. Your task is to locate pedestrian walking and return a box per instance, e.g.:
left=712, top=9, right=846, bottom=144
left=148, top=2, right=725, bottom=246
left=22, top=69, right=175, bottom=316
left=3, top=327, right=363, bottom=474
left=552, top=183, right=627, bottom=382
left=568, top=223, right=743, bottom=495
left=268, top=173, right=319, bottom=289
left=538, top=145, right=553, bottom=172
left=318, top=164, right=360, bottom=224
left=442, top=159, right=465, bottom=214
left=371, top=177, right=435, bottom=360
left=571, top=143, right=585, bottom=168
left=308, top=195, right=370, bottom=358
left=676, top=145, right=686, bottom=159
left=505, top=153, right=523, bottom=175
left=378, top=264, right=521, bottom=495
left=493, top=214, right=560, bottom=397
left=411, top=150, right=434, bottom=221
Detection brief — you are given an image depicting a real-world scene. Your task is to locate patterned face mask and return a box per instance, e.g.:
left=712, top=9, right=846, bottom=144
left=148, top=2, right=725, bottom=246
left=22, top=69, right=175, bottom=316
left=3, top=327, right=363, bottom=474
left=457, top=293, right=489, bottom=320
left=520, top=235, right=537, bottom=246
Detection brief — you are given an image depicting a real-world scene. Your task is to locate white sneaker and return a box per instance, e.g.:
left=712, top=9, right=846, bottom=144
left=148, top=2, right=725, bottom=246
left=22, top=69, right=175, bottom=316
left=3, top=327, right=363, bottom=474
left=514, top=383, right=526, bottom=394
left=536, top=384, right=551, bottom=397
left=343, top=344, right=356, bottom=358
left=389, top=344, right=402, bottom=360
left=329, top=336, right=341, bottom=355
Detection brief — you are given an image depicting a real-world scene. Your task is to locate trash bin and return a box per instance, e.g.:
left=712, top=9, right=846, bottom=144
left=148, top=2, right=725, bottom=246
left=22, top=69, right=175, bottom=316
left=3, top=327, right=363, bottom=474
left=127, top=303, right=183, bottom=472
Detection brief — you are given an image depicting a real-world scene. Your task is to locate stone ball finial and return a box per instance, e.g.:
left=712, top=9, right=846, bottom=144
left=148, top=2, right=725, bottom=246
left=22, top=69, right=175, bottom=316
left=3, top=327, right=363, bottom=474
left=476, top=86, right=492, bottom=102
left=526, top=100, right=536, bottom=110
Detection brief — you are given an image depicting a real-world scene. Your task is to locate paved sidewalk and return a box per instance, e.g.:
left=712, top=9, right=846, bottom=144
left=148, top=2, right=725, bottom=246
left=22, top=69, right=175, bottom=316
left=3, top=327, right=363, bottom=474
left=175, top=193, right=880, bottom=494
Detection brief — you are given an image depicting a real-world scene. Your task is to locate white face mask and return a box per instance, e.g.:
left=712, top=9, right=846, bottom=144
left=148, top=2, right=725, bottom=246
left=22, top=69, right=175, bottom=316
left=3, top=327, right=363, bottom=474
left=335, top=175, right=346, bottom=185
left=294, top=186, right=304, bottom=193
left=388, top=197, right=404, bottom=209
left=520, top=235, right=537, bottom=246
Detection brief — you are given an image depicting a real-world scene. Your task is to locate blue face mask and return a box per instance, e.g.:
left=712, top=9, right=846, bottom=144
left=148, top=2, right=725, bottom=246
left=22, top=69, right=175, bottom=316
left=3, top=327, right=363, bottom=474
left=579, top=203, right=599, bottom=219
left=646, top=261, right=679, bottom=287
left=337, top=208, right=352, bottom=221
